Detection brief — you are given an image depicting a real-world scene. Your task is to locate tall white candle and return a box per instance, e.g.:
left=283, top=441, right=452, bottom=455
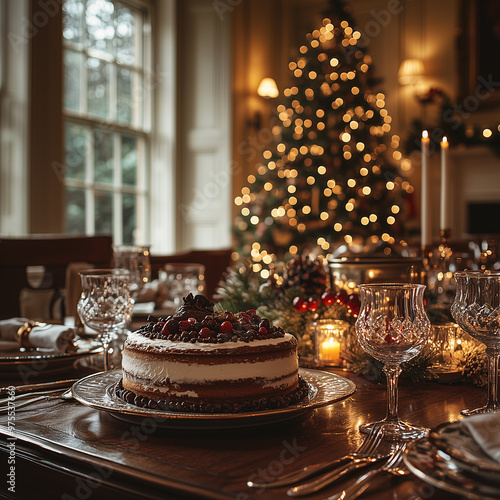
left=421, top=131, right=431, bottom=247
left=440, top=136, right=450, bottom=231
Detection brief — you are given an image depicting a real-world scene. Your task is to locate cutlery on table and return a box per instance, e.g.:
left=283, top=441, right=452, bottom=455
left=0, top=389, right=74, bottom=414
left=247, top=425, right=384, bottom=490
left=287, top=452, right=387, bottom=496
left=0, top=378, right=79, bottom=396
left=326, top=442, right=408, bottom=500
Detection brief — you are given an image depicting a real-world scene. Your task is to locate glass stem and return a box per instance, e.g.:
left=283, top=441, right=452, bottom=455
left=383, top=364, right=402, bottom=423
left=485, top=348, right=500, bottom=411
left=100, top=332, right=113, bottom=372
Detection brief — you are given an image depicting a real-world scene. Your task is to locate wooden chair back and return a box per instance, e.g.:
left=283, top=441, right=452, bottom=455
left=0, top=234, right=113, bottom=319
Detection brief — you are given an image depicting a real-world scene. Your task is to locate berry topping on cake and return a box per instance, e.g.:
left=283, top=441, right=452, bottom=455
left=139, top=295, right=285, bottom=343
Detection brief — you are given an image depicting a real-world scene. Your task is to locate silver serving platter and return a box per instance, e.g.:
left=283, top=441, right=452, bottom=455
left=72, top=368, right=356, bottom=429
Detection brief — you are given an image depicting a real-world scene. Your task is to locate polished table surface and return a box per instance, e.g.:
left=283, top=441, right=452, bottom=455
left=0, top=367, right=483, bottom=500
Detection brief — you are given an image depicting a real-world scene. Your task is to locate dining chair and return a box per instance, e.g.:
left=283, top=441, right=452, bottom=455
left=149, top=248, right=233, bottom=301
left=0, top=234, right=113, bottom=320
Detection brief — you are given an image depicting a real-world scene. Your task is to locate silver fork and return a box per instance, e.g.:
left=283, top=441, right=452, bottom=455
left=326, top=442, right=408, bottom=500
left=287, top=428, right=386, bottom=496
left=247, top=425, right=384, bottom=490
left=0, top=389, right=74, bottom=414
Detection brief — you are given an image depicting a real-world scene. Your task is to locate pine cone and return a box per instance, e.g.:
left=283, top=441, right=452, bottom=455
left=464, top=347, right=488, bottom=387
left=281, top=255, right=327, bottom=295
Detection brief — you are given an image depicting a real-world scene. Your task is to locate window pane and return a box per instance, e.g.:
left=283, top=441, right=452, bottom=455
left=64, top=50, right=82, bottom=112
left=94, top=130, right=114, bottom=184
left=65, top=122, right=87, bottom=181
left=115, top=4, right=136, bottom=65
left=86, top=0, right=115, bottom=54
left=95, top=190, right=113, bottom=234
left=122, top=192, right=136, bottom=244
left=63, top=0, right=84, bottom=43
left=87, top=57, right=109, bottom=118
left=121, top=135, right=137, bottom=186
left=117, top=67, right=132, bottom=124
left=65, top=186, right=86, bottom=233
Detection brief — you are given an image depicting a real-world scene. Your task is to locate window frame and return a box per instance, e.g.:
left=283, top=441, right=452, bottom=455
left=61, top=0, right=153, bottom=245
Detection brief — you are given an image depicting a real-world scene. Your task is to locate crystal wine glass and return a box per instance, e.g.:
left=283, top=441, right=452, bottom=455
left=452, top=270, right=500, bottom=415
left=112, top=245, right=152, bottom=300
left=355, top=283, right=431, bottom=440
left=77, top=269, right=134, bottom=371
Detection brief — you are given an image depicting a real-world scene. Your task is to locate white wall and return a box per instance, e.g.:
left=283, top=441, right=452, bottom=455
left=0, top=0, right=30, bottom=235
left=176, top=0, right=232, bottom=251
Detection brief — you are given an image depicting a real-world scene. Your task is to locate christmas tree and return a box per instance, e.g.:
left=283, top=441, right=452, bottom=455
left=234, top=0, right=412, bottom=272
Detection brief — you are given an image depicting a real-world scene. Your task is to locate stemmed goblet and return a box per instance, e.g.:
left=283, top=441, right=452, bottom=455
left=355, top=283, right=431, bottom=440
left=112, top=245, right=152, bottom=300
left=452, top=270, right=500, bottom=415
left=77, top=269, right=134, bottom=371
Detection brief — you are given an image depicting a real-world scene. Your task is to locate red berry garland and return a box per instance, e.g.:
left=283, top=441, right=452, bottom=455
left=346, top=294, right=361, bottom=318
left=293, top=296, right=308, bottom=312
left=308, top=297, right=319, bottom=312
left=292, top=290, right=361, bottom=319
left=321, top=290, right=335, bottom=306
left=335, top=289, right=348, bottom=305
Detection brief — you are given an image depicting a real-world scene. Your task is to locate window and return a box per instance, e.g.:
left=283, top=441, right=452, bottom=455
left=62, top=0, right=151, bottom=244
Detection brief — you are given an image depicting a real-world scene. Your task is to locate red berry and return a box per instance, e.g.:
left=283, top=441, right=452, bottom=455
left=199, top=327, right=212, bottom=338
left=384, top=333, right=394, bottom=343
left=335, top=289, right=348, bottom=305
left=161, top=322, right=170, bottom=336
left=308, top=297, right=319, bottom=312
left=258, top=327, right=268, bottom=336
left=179, top=320, right=191, bottom=331
left=347, top=294, right=360, bottom=317
left=321, top=291, right=335, bottom=306
left=247, top=309, right=256, bottom=315
left=220, top=321, right=233, bottom=334
left=293, top=296, right=308, bottom=312
left=188, top=317, right=196, bottom=324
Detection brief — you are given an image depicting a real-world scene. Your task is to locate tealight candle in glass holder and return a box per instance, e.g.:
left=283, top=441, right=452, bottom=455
left=313, top=319, right=350, bottom=367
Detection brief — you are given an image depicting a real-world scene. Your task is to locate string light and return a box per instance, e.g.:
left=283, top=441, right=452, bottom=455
left=232, top=10, right=414, bottom=267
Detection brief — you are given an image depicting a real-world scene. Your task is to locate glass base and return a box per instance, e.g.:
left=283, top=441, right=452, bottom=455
left=461, top=405, right=500, bottom=416
left=360, top=419, right=428, bottom=441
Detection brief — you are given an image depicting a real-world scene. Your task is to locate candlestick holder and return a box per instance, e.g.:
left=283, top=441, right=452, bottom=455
left=313, top=319, right=350, bottom=367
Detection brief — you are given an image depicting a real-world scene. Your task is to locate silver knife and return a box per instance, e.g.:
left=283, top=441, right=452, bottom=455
left=0, top=378, right=79, bottom=396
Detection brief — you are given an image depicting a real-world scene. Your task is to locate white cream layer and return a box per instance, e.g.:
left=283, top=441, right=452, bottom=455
left=123, top=331, right=298, bottom=389
left=125, top=331, right=296, bottom=352
left=122, top=352, right=298, bottom=388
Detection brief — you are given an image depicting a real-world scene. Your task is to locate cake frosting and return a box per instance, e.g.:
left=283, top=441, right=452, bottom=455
left=117, top=294, right=308, bottom=413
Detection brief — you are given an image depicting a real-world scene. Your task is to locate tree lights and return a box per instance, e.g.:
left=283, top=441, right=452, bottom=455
left=234, top=1, right=411, bottom=275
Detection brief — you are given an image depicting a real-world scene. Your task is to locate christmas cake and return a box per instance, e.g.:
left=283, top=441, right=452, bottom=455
left=117, top=294, right=308, bottom=412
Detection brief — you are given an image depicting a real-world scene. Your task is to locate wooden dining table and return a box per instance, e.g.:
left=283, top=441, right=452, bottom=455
left=0, top=363, right=482, bottom=500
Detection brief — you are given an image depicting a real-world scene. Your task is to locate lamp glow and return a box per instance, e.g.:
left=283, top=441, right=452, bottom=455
left=257, top=78, right=279, bottom=98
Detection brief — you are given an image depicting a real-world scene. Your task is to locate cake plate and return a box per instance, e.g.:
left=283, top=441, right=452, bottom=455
left=71, top=368, right=356, bottom=429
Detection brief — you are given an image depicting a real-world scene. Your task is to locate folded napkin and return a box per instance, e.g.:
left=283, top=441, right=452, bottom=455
left=461, top=413, right=500, bottom=463
left=0, top=318, right=77, bottom=354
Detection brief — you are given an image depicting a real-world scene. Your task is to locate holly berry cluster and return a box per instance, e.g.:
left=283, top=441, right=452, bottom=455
left=292, top=289, right=361, bottom=318
left=140, top=308, right=286, bottom=344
